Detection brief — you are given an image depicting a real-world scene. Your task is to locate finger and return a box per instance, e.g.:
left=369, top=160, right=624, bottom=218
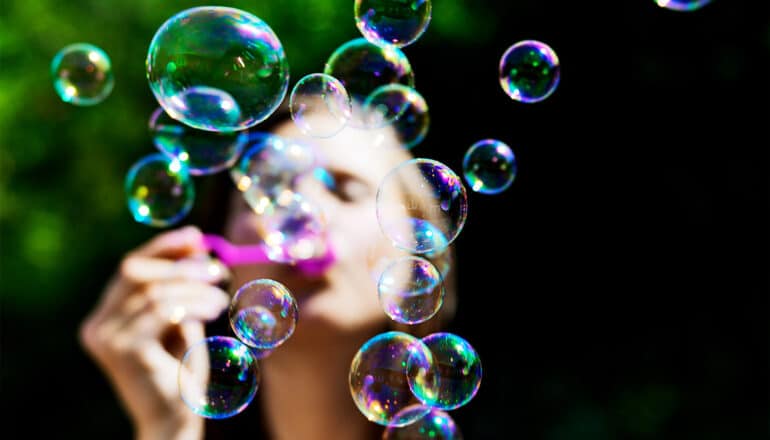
left=120, top=256, right=230, bottom=285
left=130, top=226, right=207, bottom=259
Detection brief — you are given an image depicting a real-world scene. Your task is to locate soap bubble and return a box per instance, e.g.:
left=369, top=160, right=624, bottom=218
left=149, top=106, right=248, bottom=175
left=146, top=6, right=289, bottom=132
left=499, top=40, right=560, bottom=103
left=377, top=158, right=467, bottom=254
left=655, top=0, right=712, bottom=11
left=349, top=331, right=438, bottom=426
left=383, top=405, right=463, bottom=439
left=51, top=42, right=114, bottom=106
left=229, top=279, right=298, bottom=350
left=378, top=256, right=444, bottom=325
left=178, top=336, right=259, bottom=419
left=462, top=139, right=517, bottom=194
left=355, top=0, right=432, bottom=48
left=324, top=38, right=414, bottom=127
left=416, top=333, right=482, bottom=410
left=363, top=84, right=429, bottom=149
left=230, top=132, right=317, bottom=193
left=289, top=73, right=352, bottom=138
left=125, top=153, right=195, bottom=227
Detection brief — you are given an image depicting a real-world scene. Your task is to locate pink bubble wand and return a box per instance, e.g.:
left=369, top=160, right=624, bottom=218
left=202, top=233, right=335, bottom=276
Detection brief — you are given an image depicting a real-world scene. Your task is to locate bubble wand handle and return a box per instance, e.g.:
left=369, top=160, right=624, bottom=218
left=202, top=233, right=336, bottom=276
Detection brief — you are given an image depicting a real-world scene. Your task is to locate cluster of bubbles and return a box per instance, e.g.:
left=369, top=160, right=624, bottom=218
left=52, top=0, right=709, bottom=435
left=179, top=278, right=299, bottom=419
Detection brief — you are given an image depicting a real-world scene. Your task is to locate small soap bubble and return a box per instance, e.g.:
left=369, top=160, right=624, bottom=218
left=377, top=159, right=467, bottom=254
left=51, top=43, right=114, bottom=106
left=355, top=0, right=432, bottom=48
left=230, top=132, right=317, bottom=193
left=462, top=139, right=517, bottom=194
left=324, top=38, right=414, bottom=127
left=364, top=84, right=429, bottom=149
left=289, top=73, right=352, bottom=138
left=416, top=332, right=482, bottom=410
left=124, top=153, right=195, bottom=227
left=349, top=331, right=438, bottom=426
left=655, top=0, right=712, bottom=11
left=242, top=187, right=328, bottom=263
left=146, top=6, right=289, bottom=132
left=384, top=405, right=463, bottom=439
left=378, top=256, right=444, bottom=325
left=499, top=40, right=560, bottom=103
left=178, top=336, right=259, bottom=419
left=229, top=279, right=298, bottom=350
left=149, top=107, right=248, bottom=175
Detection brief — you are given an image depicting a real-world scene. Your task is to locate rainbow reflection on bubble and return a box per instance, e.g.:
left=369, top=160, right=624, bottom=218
left=499, top=40, right=560, bottom=104
left=415, top=332, right=482, bottom=410
left=125, top=153, right=195, bottom=227
left=51, top=43, right=114, bottom=106
left=178, top=336, right=259, bottom=419
left=383, top=405, right=463, bottom=439
left=655, top=0, right=712, bottom=11
left=289, top=73, right=352, bottom=138
left=462, top=139, right=517, bottom=194
left=377, top=158, right=467, bottom=254
left=378, top=256, right=444, bottom=325
left=146, top=6, right=289, bottom=132
left=324, top=38, right=414, bottom=127
left=355, top=0, right=432, bottom=48
left=349, top=331, right=438, bottom=426
left=149, top=107, right=248, bottom=176
left=229, top=279, right=298, bottom=350
left=364, top=84, right=429, bottom=149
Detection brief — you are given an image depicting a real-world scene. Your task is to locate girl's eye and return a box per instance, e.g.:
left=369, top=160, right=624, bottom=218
left=316, top=167, right=371, bottom=203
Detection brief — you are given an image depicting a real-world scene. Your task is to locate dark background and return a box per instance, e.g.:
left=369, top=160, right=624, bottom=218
left=1, top=0, right=767, bottom=438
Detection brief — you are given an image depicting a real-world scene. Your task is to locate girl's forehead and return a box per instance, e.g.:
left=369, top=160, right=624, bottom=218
left=272, top=118, right=411, bottom=185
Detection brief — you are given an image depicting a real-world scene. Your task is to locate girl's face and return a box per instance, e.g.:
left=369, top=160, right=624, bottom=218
left=224, top=117, right=413, bottom=345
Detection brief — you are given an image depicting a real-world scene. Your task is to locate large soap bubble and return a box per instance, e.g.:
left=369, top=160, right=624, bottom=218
left=146, top=6, right=289, bottom=132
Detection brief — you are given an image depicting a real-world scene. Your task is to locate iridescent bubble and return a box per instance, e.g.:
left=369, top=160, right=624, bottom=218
left=125, top=153, right=195, bottom=227
left=230, top=132, right=317, bottom=193
left=355, top=0, right=432, bottom=48
left=499, top=40, right=560, bottom=104
left=376, top=159, right=467, bottom=254
left=416, top=333, right=482, bottom=410
left=289, top=73, right=352, bottom=138
left=229, top=279, right=298, bottom=350
left=51, top=42, right=114, bottom=106
left=149, top=107, right=248, bottom=175
left=242, top=187, right=328, bottom=263
left=178, top=336, right=259, bottom=419
left=655, top=0, right=712, bottom=11
left=146, top=6, right=289, bottom=132
left=349, top=331, right=438, bottom=426
left=363, top=84, right=429, bottom=149
left=462, top=139, right=517, bottom=194
left=384, top=405, right=463, bottom=439
left=378, top=256, right=444, bottom=325
left=324, top=38, right=414, bottom=127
